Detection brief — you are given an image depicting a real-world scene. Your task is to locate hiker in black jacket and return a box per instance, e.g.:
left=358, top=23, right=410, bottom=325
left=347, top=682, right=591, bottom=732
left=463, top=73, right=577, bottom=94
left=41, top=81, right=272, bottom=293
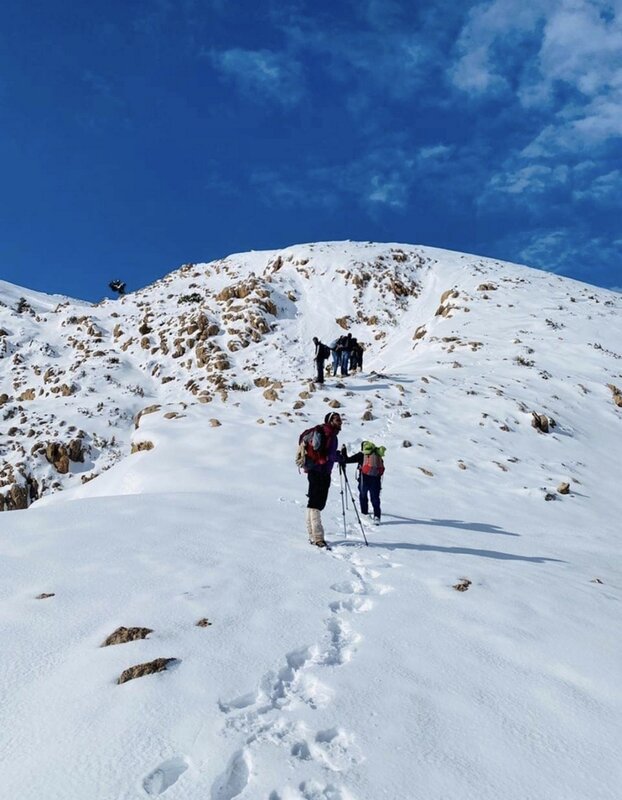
left=340, top=333, right=353, bottom=376
left=312, top=336, right=329, bottom=384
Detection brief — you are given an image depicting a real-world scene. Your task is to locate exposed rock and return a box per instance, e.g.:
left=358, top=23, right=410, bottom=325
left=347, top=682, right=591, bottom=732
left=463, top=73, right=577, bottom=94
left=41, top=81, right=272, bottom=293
left=196, top=618, right=212, bottom=627
left=45, top=443, right=70, bottom=474
left=531, top=412, right=550, bottom=433
left=0, top=393, right=10, bottom=406
left=328, top=399, right=341, bottom=408
left=134, top=404, right=161, bottom=429
left=362, top=409, right=374, bottom=420
left=102, top=626, right=153, bottom=647
left=557, top=482, right=570, bottom=495
left=440, top=288, right=458, bottom=304
left=477, top=283, right=497, bottom=291
left=35, top=592, right=55, bottom=600
left=453, top=578, right=471, bottom=592
left=67, top=438, right=85, bottom=463
left=263, top=388, right=279, bottom=402
left=402, top=440, right=412, bottom=448
left=117, top=657, right=177, bottom=685
left=131, top=441, right=154, bottom=453
left=7, top=485, right=29, bottom=509
left=209, top=418, right=221, bottom=427
left=607, top=383, right=622, bottom=407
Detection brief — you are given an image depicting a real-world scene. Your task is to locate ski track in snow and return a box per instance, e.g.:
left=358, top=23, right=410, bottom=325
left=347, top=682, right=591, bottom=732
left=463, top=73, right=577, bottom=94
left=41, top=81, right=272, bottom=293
left=210, top=544, right=401, bottom=799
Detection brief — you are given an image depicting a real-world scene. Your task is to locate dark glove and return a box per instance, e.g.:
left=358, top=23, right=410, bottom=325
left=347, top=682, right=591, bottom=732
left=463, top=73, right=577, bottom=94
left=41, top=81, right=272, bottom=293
left=341, top=444, right=348, bottom=458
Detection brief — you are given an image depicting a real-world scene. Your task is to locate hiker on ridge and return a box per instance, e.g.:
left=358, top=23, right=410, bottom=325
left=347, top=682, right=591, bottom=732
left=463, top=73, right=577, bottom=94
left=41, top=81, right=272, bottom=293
left=349, top=337, right=362, bottom=372
left=299, top=412, right=344, bottom=548
left=329, top=335, right=344, bottom=377
left=341, top=440, right=385, bottom=524
left=312, top=336, right=330, bottom=384
left=341, top=333, right=353, bottom=376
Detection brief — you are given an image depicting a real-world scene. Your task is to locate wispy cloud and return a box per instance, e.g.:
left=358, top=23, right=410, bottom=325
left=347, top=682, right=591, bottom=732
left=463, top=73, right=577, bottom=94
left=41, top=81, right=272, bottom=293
left=208, top=48, right=304, bottom=106
left=449, top=0, right=541, bottom=96
left=481, top=156, right=621, bottom=212
left=274, top=8, right=446, bottom=105
left=449, top=0, right=622, bottom=151
left=482, top=163, right=570, bottom=200
left=248, top=138, right=482, bottom=215
left=494, top=226, right=622, bottom=288
left=249, top=143, right=420, bottom=212
left=573, top=169, right=622, bottom=204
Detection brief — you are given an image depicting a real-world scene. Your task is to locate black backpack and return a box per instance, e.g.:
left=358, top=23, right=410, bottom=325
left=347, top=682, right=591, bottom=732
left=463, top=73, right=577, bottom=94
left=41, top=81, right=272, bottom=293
left=318, top=343, right=330, bottom=360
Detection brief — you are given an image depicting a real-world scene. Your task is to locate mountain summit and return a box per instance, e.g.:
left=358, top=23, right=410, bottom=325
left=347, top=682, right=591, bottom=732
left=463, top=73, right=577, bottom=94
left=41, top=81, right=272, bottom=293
left=1, top=241, right=620, bottom=509
left=1, top=242, right=621, bottom=799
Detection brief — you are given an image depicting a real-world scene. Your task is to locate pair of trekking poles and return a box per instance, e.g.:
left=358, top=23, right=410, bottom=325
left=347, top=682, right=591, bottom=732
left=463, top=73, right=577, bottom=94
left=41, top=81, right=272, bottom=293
left=338, top=464, right=369, bottom=546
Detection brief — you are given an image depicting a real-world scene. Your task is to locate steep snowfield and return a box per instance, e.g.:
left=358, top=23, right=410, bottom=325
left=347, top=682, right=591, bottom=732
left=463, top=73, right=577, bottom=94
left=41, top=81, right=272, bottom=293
left=1, top=242, right=621, bottom=799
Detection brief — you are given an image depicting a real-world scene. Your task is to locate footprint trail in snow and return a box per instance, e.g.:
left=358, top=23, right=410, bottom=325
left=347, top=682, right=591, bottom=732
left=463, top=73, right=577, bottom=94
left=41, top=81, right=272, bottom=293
left=211, top=546, right=401, bottom=798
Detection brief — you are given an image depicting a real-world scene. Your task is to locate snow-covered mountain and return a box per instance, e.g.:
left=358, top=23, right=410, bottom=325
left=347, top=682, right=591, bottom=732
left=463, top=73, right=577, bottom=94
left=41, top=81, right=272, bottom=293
left=1, top=242, right=621, bottom=799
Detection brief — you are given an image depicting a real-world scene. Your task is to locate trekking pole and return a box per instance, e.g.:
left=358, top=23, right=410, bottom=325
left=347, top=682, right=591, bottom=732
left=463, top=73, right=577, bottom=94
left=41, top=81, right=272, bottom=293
left=338, top=465, right=347, bottom=538
left=342, top=470, right=368, bottom=546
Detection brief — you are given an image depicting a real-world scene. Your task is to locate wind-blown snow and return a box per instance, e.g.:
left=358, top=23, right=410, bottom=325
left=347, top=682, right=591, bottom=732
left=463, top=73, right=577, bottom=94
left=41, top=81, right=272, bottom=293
left=1, top=242, right=621, bottom=799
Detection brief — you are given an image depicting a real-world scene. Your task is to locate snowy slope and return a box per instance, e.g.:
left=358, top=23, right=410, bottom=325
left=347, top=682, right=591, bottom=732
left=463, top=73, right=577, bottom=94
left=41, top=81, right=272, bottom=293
left=1, top=242, right=621, bottom=799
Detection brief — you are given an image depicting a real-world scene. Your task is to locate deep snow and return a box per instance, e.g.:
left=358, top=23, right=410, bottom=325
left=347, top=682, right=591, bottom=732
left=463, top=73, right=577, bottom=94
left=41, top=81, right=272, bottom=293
left=1, top=242, right=621, bottom=799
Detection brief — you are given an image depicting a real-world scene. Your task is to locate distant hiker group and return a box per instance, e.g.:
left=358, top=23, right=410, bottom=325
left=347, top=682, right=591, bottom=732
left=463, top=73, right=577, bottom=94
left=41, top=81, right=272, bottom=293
left=313, top=333, right=364, bottom=384
left=296, top=411, right=386, bottom=549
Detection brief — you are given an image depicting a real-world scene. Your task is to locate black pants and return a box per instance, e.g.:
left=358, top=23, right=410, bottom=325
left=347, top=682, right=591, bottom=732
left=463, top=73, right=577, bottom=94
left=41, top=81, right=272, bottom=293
left=307, top=470, right=331, bottom=510
left=315, top=357, right=325, bottom=384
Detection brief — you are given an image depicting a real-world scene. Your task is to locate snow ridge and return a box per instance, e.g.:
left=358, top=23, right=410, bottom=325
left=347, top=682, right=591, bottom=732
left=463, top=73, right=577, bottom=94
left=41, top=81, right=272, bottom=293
left=1, top=241, right=621, bottom=799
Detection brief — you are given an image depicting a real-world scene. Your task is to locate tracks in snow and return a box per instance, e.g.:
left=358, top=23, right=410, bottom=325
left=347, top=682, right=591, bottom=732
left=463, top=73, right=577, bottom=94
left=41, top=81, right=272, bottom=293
left=208, top=546, right=401, bottom=799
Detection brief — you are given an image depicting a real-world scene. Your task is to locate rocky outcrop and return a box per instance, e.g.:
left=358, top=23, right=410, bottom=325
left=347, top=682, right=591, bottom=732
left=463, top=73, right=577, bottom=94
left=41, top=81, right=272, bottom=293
left=607, top=384, right=622, bottom=407
left=102, top=627, right=153, bottom=647
left=117, top=657, right=177, bottom=685
left=131, top=441, right=154, bottom=453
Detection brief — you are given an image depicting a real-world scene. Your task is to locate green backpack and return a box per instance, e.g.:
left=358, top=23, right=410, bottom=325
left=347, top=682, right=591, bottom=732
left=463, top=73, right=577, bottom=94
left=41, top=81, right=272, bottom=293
left=361, top=441, right=386, bottom=476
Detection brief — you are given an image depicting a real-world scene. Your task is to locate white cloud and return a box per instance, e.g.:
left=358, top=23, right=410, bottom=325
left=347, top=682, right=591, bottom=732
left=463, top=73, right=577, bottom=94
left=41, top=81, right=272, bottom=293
left=448, top=0, right=543, bottom=96
left=209, top=48, right=304, bottom=106
left=573, top=169, right=622, bottom=203
left=450, top=45, right=508, bottom=94
left=496, top=227, right=622, bottom=286
left=481, top=156, right=622, bottom=208
left=486, top=163, right=569, bottom=196
left=248, top=143, right=421, bottom=213
left=449, top=1, right=622, bottom=156
left=367, top=173, right=410, bottom=208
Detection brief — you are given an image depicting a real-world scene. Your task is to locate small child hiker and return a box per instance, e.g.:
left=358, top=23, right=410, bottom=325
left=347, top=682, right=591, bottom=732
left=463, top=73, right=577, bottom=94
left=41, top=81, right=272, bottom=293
left=341, top=440, right=385, bottom=524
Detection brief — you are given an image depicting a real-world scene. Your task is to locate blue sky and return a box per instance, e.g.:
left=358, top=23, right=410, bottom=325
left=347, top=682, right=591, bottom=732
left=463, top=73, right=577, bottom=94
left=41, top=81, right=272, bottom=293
left=1, top=0, right=620, bottom=300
